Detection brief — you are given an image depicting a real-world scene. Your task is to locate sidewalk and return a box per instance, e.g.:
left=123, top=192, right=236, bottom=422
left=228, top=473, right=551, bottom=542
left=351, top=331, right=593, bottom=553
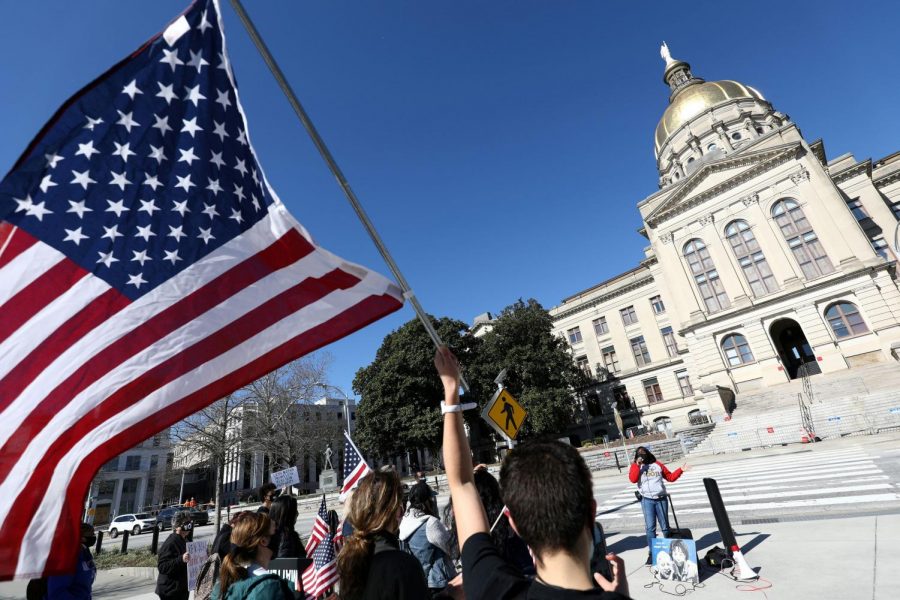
left=606, top=513, right=900, bottom=599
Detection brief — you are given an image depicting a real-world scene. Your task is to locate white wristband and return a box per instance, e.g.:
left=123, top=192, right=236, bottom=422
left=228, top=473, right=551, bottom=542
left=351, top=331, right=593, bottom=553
left=441, top=401, right=477, bottom=414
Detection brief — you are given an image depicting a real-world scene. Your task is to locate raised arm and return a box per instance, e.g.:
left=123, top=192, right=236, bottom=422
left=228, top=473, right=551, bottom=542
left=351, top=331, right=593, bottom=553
left=435, top=347, right=489, bottom=549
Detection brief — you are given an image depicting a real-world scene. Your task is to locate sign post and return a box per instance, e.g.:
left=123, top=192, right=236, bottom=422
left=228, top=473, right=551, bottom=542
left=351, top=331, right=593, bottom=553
left=481, top=387, right=527, bottom=447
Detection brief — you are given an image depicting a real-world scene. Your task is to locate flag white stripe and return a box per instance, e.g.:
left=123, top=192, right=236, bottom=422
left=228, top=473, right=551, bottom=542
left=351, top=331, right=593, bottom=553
left=15, top=268, right=398, bottom=577
left=0, top=275, right=109, bottom=382
left=0, top=209, right=298, bottom=449
left=0, top=242, right=67, bottom=304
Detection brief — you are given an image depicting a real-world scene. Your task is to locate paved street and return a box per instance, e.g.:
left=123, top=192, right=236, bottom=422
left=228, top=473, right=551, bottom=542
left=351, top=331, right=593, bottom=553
left=593, top=435, right=900, bottom=532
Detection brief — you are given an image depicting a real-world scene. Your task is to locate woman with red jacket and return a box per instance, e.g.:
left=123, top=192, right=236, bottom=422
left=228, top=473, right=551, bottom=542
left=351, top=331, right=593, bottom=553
left=628, top=446, right=686, bottom=565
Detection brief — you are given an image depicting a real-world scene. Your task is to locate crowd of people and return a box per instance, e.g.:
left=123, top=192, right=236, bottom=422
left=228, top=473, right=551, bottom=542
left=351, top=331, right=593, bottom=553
left=39, top=346, right=699, bottom=599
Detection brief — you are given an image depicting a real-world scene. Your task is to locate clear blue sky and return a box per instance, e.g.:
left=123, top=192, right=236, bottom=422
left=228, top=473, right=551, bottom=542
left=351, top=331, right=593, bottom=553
left=2, top=0, right=898, bottom=397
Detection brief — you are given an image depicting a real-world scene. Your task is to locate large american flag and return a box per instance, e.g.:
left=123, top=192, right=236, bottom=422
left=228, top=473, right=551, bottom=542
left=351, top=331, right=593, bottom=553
left=0, top=0, right=402, bottom=581
left=340, top=430, right=372, bottom=501
left=304, top=495, right=329, bottom=556
left=301, top=532, right=338, bottom=599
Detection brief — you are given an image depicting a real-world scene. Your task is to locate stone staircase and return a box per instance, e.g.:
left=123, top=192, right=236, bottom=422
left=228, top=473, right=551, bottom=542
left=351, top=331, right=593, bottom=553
left=689, top=361, right=900, bottom=456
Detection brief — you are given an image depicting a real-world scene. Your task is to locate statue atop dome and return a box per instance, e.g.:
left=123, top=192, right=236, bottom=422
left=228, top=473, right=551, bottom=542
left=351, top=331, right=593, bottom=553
left=660, top=41, right=674, bottom=65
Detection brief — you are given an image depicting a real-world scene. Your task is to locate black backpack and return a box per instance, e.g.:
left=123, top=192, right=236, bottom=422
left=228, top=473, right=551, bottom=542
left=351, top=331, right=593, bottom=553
left=26, top=577, right=47, bottom=600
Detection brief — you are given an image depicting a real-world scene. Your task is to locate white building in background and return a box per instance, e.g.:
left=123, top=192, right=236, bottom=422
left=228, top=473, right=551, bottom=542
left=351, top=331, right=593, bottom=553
left=172, top=396, right=359, bottom=503
left=88, top=430, right=171, bottom=524
left=550, top=47, right=900, bottom=437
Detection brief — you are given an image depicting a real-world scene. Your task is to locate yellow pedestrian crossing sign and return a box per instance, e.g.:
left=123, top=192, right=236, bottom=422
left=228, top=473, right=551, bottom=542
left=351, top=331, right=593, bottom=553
left=482, top=388, right=527, bottom=439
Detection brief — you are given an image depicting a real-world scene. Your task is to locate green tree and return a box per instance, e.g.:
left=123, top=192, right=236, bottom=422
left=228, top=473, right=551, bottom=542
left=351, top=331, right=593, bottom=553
left=471, top=298, right=591, bottom=438
left=353, top=317, right=484, bottom=457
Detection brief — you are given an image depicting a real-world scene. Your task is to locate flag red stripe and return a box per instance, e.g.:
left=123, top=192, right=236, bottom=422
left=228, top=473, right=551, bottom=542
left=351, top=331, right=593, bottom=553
left=33, top=293, right=401, bottom=577
left=0, top=225, right=37, bottom=271
left=0, top=257, right=87, bottom=342
left=341, top=462, right=369, bottom=494
left=0, top=230, right=313, bottom=484
left=1, top=266, right=363, bottom=559
left=0, top=288, right=129, bottom=417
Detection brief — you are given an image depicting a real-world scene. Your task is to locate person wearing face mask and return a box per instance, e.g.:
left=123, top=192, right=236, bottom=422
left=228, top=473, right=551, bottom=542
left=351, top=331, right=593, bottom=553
left=212, top=512, right=294, bottom=600
left=39, top=522, right=97, bottom=599
left=336, top=468, right=429, bottom=600
left=628, top=446, right=687, bottom=565
left=156, top=511, right=193, bottom=600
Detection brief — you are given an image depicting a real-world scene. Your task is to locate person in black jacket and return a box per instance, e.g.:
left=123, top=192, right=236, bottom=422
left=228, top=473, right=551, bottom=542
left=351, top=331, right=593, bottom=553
left=336, top=469, right=428, bottom=600
left=156, top=511, right=193, bottom=600
left=268, top=495, right=305, bottom=559
left=436, top=346, right=632, bottom=600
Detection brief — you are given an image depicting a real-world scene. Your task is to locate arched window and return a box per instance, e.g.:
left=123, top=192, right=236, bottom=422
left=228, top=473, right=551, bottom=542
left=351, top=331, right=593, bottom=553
left=825, top=302, right=869, bottom=339
left=653, top=416, right=672, bottom=434
left=683, top=239, right=730, bottom=313
left=731, top=132, right=742, bottom=141
left=722, top=333, right=754, bottom=366
left=772, top=199, right=834, bottom=279
left=707, top=143, right=718, bottom=152
left=725, top=220, right=778, bottom=296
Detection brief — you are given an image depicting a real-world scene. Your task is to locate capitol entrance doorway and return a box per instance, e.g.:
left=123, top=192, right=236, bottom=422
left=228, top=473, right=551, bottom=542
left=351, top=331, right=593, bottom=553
left=770, top=318, right=819, bottom=380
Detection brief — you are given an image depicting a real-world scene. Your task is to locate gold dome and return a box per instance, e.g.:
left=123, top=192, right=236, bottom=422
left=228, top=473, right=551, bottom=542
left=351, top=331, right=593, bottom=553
left=654, top=80, right=764, bottom=154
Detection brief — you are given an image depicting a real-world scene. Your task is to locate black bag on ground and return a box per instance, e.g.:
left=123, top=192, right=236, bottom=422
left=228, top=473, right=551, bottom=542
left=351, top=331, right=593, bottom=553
left=666, top=493, right=692, bottom=540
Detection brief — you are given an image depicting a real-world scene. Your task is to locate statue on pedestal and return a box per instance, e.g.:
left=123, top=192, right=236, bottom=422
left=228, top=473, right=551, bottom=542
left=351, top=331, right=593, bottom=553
left=323, top=444, right=334, bottom=471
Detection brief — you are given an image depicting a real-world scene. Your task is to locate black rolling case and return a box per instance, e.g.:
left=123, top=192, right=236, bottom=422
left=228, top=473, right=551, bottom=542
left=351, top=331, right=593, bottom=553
left=666, top=493, right=693, bottom=540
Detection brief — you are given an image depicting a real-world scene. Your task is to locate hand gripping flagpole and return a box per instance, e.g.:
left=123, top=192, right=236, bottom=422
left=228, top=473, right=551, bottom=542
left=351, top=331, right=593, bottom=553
left=228, top=0, right=469, bottom=393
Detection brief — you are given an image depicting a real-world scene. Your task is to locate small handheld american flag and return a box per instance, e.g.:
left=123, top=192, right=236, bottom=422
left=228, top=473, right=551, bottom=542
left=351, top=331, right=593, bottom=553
left=301, top=531, right=338, bottom=599
left=305, top=495, right=329, bottom=556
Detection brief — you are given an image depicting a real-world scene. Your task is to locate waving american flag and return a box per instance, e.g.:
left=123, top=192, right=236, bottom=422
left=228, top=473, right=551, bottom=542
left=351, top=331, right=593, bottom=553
left=340, top=430, right=372, bottom=502
left=301, top=532, right=338, bottom=599
left=0, top=0, right=402, bottom=580
left=305, top=495, right=329, bottom=556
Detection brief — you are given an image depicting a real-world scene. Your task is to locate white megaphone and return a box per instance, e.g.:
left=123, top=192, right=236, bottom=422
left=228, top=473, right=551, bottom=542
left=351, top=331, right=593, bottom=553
left=729, top=545, right=757, bottom=581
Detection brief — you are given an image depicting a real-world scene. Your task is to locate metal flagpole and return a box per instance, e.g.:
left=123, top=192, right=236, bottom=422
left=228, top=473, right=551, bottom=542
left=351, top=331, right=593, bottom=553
left=227, top=0, right=470, bottom=393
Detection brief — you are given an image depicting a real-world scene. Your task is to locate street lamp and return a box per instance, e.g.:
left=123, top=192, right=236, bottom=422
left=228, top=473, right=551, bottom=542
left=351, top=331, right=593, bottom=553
left=315, top=382, right=353, bottom=432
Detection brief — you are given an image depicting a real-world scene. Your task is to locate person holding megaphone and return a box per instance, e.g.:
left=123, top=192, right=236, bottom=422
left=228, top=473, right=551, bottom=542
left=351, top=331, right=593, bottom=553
left=629, top=446, right=687, bottom=565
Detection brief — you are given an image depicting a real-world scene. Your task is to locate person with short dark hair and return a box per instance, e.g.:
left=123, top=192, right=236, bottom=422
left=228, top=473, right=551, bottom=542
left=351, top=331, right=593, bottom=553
left=156, top=511, right=193, bottom=600
left=257, top=483, right=277, bottom=514
left=628, top=446, right=686, bottom=565
left=43, top=522, right=96, bottom=599
left=268, top=495, right=305, bottom=559
left=436, top=347, right=631, bottom=599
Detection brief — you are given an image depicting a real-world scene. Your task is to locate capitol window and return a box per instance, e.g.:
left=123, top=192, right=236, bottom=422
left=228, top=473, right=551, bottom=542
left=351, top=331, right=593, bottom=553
left=683, top=239, right=730, bottom=313
left=771, top=199, right=834, bottom=279
left=731, top=131, right=742, bottom=140
left=707, top=142, right=718, bottom=152
left=725, top=220, right=778, bottom=296
left=825, top=302, right=869, bottom=339
left=722, top=333, right=754, bottom=366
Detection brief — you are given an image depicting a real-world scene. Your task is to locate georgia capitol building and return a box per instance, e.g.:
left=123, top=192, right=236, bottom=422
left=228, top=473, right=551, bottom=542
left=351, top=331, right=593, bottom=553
left=546, top=45, right=900, bottom=438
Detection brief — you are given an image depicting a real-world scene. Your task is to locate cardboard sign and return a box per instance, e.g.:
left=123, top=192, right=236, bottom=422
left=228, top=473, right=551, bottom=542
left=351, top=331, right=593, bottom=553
left=651, top=537, right=698, bottom=584
left=186, top=540, right=208, bottom=590
left=482, top=388, right=527, bottom=439
left=271, top=465, right=300, bottom=488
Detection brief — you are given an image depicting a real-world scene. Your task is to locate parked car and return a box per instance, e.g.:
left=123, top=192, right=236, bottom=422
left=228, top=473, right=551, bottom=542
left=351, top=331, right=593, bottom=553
left=189, top=508, right=209, bottom=526
left=156, top=506, right=182, bottom=530
left=107, top=513, right=157, bottom=538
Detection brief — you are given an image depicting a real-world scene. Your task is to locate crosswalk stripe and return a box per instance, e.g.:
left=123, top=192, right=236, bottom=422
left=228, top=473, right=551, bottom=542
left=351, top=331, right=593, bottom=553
left=598, top=475, right=890, bottom=504
left=688, top=455, right=872, bottom=477
left=600, top=466, right=883, bottom=503
left=598, top=493, right=900, bottom=518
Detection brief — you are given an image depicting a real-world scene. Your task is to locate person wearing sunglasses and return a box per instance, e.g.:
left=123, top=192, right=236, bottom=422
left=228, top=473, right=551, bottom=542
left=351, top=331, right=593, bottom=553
left=156, top=511, right=193, bottom=600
